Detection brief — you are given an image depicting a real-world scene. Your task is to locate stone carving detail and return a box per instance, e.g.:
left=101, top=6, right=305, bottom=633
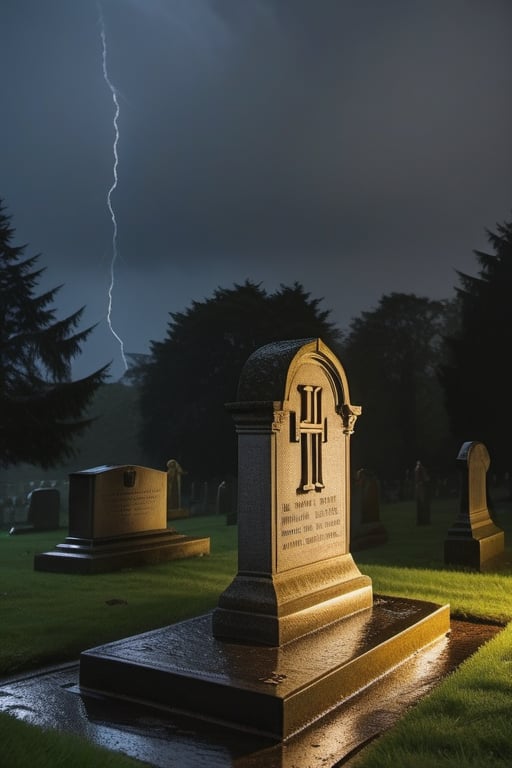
left=295, top=384, right=326, bottom=493
left=340, top=403, right=361, bottom=435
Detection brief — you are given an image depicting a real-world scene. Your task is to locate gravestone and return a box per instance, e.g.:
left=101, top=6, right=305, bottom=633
left=350, top=468, right=388, bottom=550
left=34, top=464, right=209, bottom=574
left=8, top=487, right=61, bottom=535
left=415, top=460, right=431, bottom=525
left=190, top=480, right=212, bottom=516
left=211, top=339, right=374, bottom=645
left=444, top=441, right=505, bottom=571
left=216, top=478, right=237, bottom=524
left=79, top=339, right=450, bottom=748
left=166, top=458, right=189, bottom=519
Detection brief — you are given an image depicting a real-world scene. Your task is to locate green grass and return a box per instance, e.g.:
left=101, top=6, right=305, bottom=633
left=355, top=498, right=512, bottom=624
left=0, top=712, right=144, bottom=768
left=347, top=497, right=512, bottom=768
left=0, top=515, right=237, bottom=676
left=348, top=622, right=512, bottom=768
left=1, top=499, right=511, bottom=767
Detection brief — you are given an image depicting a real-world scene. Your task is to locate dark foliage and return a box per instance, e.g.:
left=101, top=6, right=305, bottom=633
left=0, top=199, right=109, bottom=468
left=439, top=212, right=512, bottom=475
left=137, top=280, right=340, bottom=479
left=341, top=292, right=454, bottom=489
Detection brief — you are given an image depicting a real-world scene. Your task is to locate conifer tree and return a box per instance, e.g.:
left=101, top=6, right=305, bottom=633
left=341, top=292, right=452, bottom=486
left=0, top=199, right=109, bottom=468
left=439, top=212, right=512, bottom=475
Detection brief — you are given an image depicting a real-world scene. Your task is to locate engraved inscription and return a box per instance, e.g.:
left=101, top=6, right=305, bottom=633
left=98, top=486, right=163, bottom=517
left=279, top=494, right=342, bottom=552
left=90, top=466, right=167, bottom=538
left=275, top=358, right=350, bottom=572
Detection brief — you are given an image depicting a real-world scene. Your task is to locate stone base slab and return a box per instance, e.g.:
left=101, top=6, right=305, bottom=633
left=444, top=528, right=505, bottom=572
left=34, top=530, right=210, bottom=574
left=0, top=618, right=502, bottom=768
left=80, top=595, right=450, bottom=739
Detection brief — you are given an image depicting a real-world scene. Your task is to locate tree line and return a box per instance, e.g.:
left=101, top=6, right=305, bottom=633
left=2, top=195, right=511, bottom=490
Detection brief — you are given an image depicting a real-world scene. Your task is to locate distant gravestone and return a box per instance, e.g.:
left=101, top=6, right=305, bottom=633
left=9, top=487, right=61, bottom=535
left=350, top=468, right=388, bottom=550
left=34, top=465, right=209, bottom=574
left=67, top=465, right=166, bottom=538
left=415, top=460, right=431, bottom=525
left=444, top=441, right=505, bottom=571
left=27, top=487, right=60, bottom=529
left=216, top=479, right=237, bottom=524
left=79, top=339, right=450, bottom=743
left=166, top=459, right=188, bottom=519
left=190, top=480, right=211, bottom=516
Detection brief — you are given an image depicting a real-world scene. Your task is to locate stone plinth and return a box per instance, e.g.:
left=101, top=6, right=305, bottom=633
left=34, top=465, right=209, bottom=574
left=80, top=597, right=450, bottom=740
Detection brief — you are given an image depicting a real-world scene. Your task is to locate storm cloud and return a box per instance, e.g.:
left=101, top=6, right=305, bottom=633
left=2, top=0, right=511, bottom=379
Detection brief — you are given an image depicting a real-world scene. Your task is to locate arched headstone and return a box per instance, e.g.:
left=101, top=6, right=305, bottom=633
left=444, top=441, right=505, bottom=571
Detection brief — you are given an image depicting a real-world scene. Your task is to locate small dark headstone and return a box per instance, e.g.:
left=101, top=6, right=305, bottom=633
left=27, top=488, right=60, bottom=528
left=166, top=459, right=189, bottom=519
left=415, top=460, right=431, bottom=525
left=216, top=479, right=237, bottom=524
left=351, top=468, right=387, bottom=550
left=9, top=487, right=60, bottom=535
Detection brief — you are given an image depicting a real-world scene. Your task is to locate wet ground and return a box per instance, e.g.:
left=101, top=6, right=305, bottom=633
left=0, top=617, right=502, bottom=768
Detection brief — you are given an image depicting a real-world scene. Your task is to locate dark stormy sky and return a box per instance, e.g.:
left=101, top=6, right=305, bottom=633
left=2, top=1, right=512, bottom=381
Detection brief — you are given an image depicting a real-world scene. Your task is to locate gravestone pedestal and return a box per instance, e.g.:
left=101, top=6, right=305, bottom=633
left=34, top=465, right=209, bottom=574
left=79, top=340, right=449, bottom=744
left=444, top=442, right=505, bottom=572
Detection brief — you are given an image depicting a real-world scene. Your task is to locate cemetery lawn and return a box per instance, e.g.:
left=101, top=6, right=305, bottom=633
left=1, top=499, right=512, bottom=768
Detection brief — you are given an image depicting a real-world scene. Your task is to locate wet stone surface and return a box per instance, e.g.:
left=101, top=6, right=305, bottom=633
left=0, top=618, right=502, bottom=768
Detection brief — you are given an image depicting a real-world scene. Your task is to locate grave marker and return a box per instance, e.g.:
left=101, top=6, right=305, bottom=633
left=166, top=459, right=189, bottom=519
left=9, top=487, right=61, bottom=535
left=444, top=441, right=505, bottom=571
left=34, top=464, right=209, bottom=574
left=350, top=468, right=388, bottom=550
left=212, top=338, right=372, bottom=644
left=415, top=460, right=431, bottom=525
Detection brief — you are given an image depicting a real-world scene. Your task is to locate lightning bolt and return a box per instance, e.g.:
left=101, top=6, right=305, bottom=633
left=98, top=1, right=128, bottom=372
